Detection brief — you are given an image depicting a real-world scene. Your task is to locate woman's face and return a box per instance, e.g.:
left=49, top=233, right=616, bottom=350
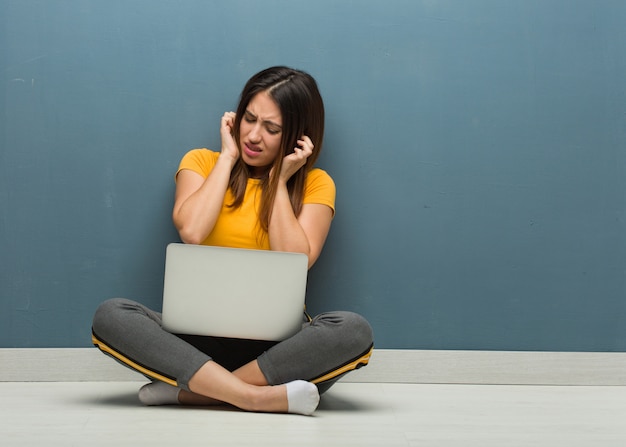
left=239, top=91, right=283, bottom=176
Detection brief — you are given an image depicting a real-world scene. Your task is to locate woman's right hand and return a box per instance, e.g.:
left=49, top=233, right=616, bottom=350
left=220, top=112, right=239, bottom=162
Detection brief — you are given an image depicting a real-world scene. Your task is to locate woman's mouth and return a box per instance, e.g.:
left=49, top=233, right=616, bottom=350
left=243, top=143, right=262, bottom=158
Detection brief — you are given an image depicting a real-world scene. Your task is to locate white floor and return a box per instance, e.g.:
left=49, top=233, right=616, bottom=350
left=2, top=381, right=626, bottom=446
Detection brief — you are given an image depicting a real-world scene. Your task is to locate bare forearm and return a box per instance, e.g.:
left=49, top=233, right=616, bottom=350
left=173, top=155, right=235, bottom=244
left=268, top=183, right=311, bottom=258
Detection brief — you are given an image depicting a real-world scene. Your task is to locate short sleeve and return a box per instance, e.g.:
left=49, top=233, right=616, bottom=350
left=303, top=169, right=336, bottom=215
left=175, top=149, right=220, bottom=181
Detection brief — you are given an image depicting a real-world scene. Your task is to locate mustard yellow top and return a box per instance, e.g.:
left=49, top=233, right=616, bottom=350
left=176, top=149, right=336, bottom=250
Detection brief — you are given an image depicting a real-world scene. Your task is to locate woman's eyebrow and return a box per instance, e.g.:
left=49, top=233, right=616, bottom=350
left=245, top=109, right=282, bottom=129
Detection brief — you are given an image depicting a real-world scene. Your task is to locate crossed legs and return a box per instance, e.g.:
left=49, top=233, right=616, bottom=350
left=92, top=298, right=372, bottom=415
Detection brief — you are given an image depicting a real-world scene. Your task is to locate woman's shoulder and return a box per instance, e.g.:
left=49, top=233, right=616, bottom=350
left=306, top=167, right=335, bottom=187
left=304, top=168, right=336, bottom=208
left=181, top=148, right=220, bottom=164
left=178, top=149, right=219, bottom=177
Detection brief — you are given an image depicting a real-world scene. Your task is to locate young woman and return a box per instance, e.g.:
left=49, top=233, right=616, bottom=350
left=92, top=66, right=373, bottom=416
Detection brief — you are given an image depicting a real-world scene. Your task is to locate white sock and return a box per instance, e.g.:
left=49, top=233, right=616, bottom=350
left=138, top=381, right=181, bottom=406
left=285, top=380, right=319, bottom=416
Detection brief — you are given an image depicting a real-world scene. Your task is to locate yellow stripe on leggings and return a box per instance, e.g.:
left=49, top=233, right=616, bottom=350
left=91, top=333, right=178, bottom=387
left=310, top=345, right=373, bottom=385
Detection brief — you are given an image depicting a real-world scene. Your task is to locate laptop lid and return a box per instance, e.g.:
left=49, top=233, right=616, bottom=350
left=161, top=243, right=308, bottom=341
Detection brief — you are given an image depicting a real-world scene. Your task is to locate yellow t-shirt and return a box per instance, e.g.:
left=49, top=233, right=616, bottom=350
left=176, top=149, right=336, bottom=250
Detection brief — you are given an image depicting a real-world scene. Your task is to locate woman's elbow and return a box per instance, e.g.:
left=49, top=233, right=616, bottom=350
left=306, top=249, right=323, bottom=269
left=176, top=226, right=205, bottom=245
left=173, top=217, right=204, bottom=245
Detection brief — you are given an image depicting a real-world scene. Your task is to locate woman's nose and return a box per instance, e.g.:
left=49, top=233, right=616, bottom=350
left=248, top=123, right=262, bottom=142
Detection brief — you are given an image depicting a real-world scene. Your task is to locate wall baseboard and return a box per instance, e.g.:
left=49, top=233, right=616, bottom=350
left=1, top=348, right=625, bottom=385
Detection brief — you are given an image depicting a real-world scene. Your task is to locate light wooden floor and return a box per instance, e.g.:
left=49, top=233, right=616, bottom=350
left=2, top=381, right=625, bottom=446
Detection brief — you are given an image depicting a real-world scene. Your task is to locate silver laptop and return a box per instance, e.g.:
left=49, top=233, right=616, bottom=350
left=161, top=243, right=308, bottom=341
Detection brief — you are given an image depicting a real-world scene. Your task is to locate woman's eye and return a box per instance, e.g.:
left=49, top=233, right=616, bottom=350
left=267, top=127, right=280, bottom=135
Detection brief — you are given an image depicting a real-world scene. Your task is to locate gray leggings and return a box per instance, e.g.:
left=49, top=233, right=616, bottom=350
left=92, top=298, right=373, bottom=394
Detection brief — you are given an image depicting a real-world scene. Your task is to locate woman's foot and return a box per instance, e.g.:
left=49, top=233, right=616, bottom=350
left=242, top=380, right=319, bottom=415
left=285, top=380, right=320, bottom=415
left=138, top=381, right=180, bottom=406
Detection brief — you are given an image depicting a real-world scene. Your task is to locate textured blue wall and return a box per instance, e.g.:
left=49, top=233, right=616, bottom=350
left=1, top=0, right=625, bottom=350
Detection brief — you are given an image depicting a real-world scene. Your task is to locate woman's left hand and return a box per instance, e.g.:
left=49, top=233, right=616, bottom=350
left=276, top=136, right=314, bottom=182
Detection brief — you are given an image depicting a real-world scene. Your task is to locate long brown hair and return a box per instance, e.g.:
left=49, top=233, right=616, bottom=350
left=228, top=66, right=325, bottom=233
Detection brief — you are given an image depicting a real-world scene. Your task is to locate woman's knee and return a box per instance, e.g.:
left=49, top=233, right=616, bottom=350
left=344, top=311, right=374, bottom=349
left=314, top=311, right=374, bottom=352
left=92, top=298, right=139, bottom=337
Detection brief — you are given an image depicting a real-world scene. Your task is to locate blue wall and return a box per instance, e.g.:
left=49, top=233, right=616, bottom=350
left=1, top=0, right=625, bottom=350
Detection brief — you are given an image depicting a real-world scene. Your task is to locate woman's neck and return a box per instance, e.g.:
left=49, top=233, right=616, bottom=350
left=248, top=165, right=270, bottom=179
